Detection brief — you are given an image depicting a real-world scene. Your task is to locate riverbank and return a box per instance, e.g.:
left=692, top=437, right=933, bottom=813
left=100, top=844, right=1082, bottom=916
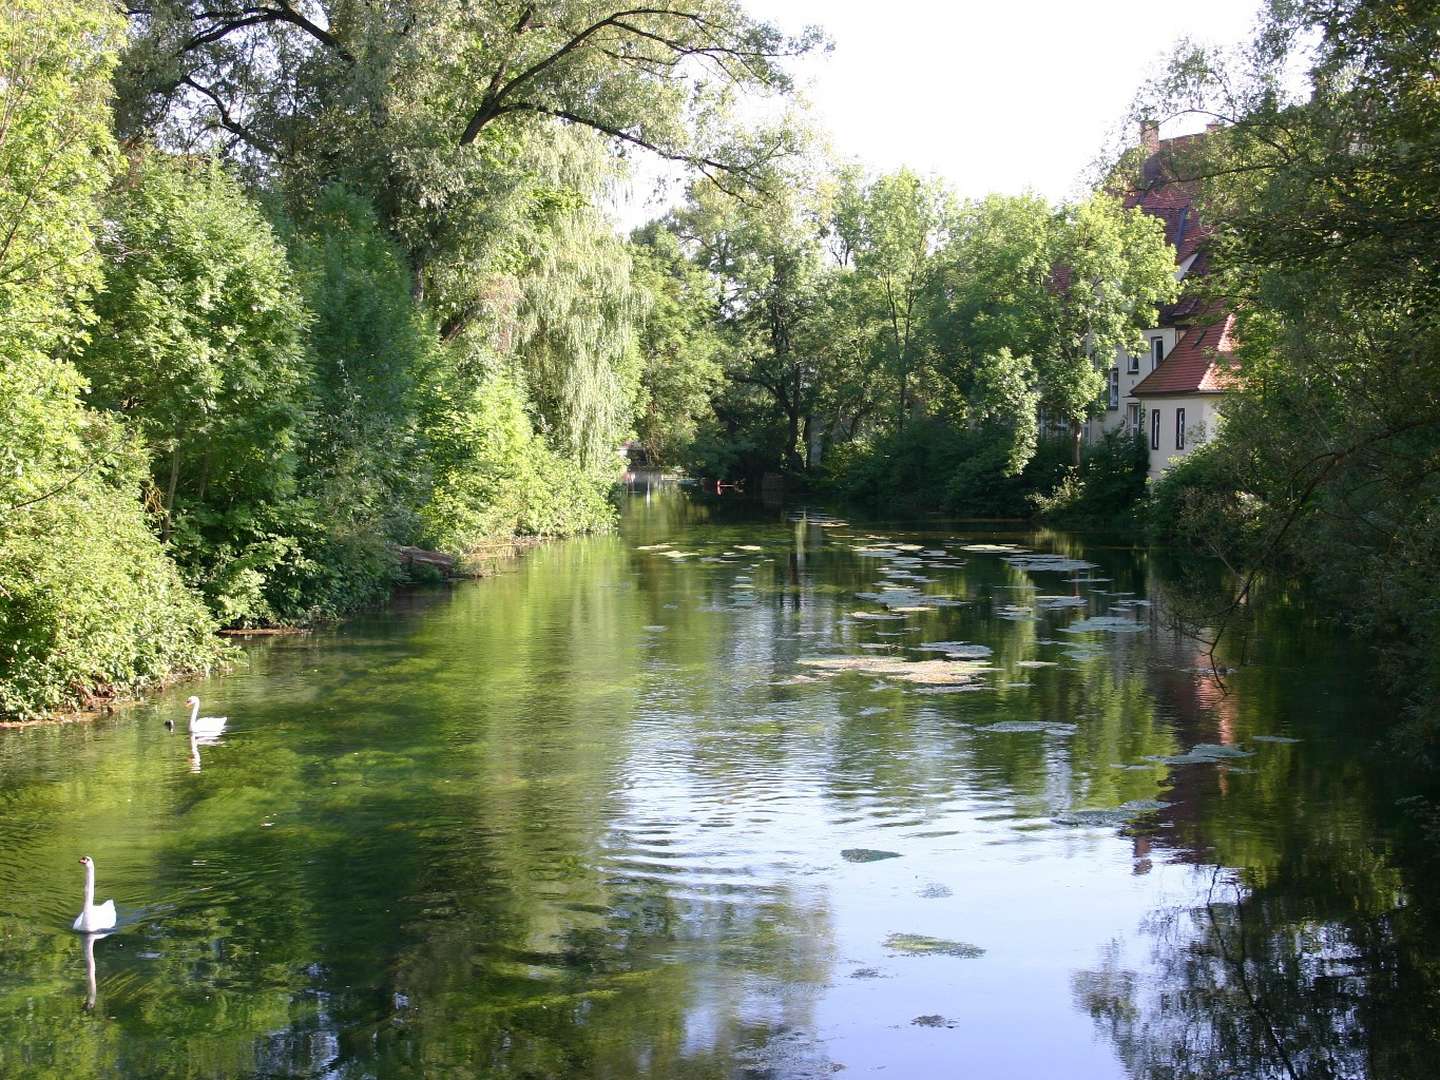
left=0, top=536, right=552, bottom=728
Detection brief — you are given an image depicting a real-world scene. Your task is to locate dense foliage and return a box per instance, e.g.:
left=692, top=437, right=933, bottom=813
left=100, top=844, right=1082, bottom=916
left=648, top=165, right=1174, bottom=512
left=0, top=0, right=223, bottom=716
left=1133, top=0, right=1440, bottom=767
left=0, top=0, right=821, bottom=716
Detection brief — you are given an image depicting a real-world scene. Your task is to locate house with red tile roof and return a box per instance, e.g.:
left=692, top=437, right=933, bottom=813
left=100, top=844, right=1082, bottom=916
left=1087, top=121, right=1238, bottom=478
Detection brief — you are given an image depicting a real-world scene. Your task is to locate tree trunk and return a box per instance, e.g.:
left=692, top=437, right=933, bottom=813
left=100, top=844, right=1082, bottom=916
left=162, top=441, right=181, bottom=543
left=786, top=407, right=803, bottom=473
left=1071, top=420, right=1083, bottom=468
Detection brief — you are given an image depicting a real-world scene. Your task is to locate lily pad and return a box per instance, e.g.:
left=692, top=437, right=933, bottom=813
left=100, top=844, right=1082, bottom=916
left=883, top=933, right=985, bottom=958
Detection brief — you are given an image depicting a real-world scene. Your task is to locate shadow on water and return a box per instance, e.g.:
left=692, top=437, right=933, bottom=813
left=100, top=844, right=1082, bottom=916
left=0, top=481, right=1436, bottom=1078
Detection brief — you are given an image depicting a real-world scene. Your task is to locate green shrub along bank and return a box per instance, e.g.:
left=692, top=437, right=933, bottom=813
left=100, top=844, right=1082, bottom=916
left=818, top=426, right=1146, bottom=525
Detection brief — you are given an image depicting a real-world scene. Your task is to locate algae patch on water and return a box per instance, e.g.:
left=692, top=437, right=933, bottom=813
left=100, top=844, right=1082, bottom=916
left=883, top=933, right=985, bottom=958
left=799, top=655, right=985, bottom=686
left=842, top=848, right=902, bottom=863
left=911, top=1014, right=960, bottom=1029
left=1052, top=799, right=1172, bottom=827
left=1149, top=743, right=1253, bottom=765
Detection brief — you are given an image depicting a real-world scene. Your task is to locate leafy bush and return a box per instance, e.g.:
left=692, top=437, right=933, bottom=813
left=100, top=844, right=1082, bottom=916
left=1033, top=429, right=1148, bottom=525
left=823, top=421, right=1070, bottom=519
left=419, top=372, right=615, bottom=553
left=1145, top=438, right=1264, bottom=557
left=0, top=392, right=224, bottom=718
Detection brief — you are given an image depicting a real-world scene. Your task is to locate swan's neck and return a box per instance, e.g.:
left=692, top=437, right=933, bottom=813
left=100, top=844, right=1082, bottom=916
left=189, top=700, right=200, bottom=726
left=82, top=862, right=95, bottom=909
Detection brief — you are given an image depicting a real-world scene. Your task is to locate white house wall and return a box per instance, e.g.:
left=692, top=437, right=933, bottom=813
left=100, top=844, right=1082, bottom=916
left=1088, top=326, right=1182, bottom=441
left=1138, top=393, right=1223, bottom=478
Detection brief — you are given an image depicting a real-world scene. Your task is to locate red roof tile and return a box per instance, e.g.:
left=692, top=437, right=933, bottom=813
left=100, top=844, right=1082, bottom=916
left=1122, top=134, right=1212, bottom=269
left=1131, top=315, right=1239, bottom=395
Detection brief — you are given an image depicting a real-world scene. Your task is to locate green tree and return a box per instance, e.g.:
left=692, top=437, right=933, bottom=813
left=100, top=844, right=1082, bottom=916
left=1133, top=0, right=1440, bottom=764
left=629, top=223, right=724, bottom=465
left=1047, top=193, right=1178, bottom=465
left=0, top=0, right=221, bottom=717
left=665, top=164, right=832, bottom=475
left=73, top=150, right=314, bottom=624
left=77, top=151, right=313, bottom=535
left=843, top=168, right=953, bottom=421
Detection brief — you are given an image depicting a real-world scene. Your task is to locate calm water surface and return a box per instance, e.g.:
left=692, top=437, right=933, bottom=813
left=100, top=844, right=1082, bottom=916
left=2, top=488, right=1437, bottom=1078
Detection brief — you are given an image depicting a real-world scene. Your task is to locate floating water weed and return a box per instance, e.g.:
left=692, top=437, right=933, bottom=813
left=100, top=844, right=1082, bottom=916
left=915, top=642, right=993, bottom=659
left=1003, top=555, right=1097, bottom=573
left=884, top=933, right=985, bottom=958
left=1060, top=616, right=1145, bottom=634
left=799, top=655, right=984, bottom=686
left=1151, top=743, right=1253, bottom=765
left=983, top=721, right=1075, bottom=735
left=841, top=848, right=902, bottom=863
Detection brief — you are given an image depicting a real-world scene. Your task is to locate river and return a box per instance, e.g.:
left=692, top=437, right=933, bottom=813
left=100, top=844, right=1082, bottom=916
left=1, top=486, right=1436, bottom=1078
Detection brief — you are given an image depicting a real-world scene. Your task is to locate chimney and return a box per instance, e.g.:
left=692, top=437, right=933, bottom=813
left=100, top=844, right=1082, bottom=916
left=1139, top=119, right=1160, bottom=154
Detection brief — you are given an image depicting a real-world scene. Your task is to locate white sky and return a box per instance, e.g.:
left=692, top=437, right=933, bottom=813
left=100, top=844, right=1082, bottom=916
left=614, top=0, right=1266, bottom=228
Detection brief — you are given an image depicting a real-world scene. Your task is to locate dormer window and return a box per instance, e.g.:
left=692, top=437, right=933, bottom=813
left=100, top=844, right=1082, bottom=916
left=1151, top=337, right=1165, bottom=369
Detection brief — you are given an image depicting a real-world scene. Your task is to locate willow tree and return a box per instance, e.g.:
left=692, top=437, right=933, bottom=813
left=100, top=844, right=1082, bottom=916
left=512, top=188, right=646, bottom=472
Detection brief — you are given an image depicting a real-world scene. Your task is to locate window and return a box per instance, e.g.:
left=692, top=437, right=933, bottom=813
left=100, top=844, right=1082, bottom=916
left=1126, top=402, right=1140, bottom=433
left=1151, top=337, right=1165, bottom=369
left=1127, top=349, right=1140, bottom=374
left=1176, top=407, right=1186, bottom=450
left=1150, top=408, right=1160, bottom=450
left=1107, top=367, right=1119, bottom=409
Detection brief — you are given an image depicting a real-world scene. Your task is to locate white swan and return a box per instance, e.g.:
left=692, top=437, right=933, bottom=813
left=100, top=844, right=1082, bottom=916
left=185, top=695, right=227, bottom=741
left=73, top=856, right=117, bottom=933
